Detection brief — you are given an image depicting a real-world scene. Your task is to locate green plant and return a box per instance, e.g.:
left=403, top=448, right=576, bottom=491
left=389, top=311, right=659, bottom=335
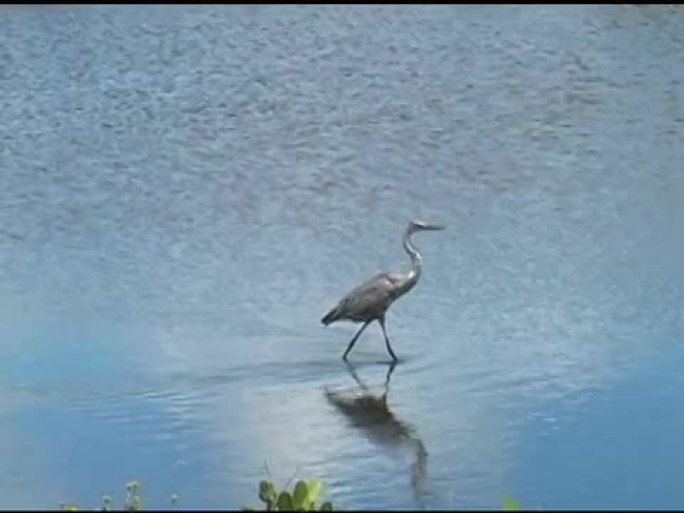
left=503, top=497, right=522, bottom=511
left=101, top=494, right=113, bottom=511
left=503, top=497, right=544, bottom=511
left=124, top=481, right=143, bottom=511
left=246, top=479, right=334, bottom=511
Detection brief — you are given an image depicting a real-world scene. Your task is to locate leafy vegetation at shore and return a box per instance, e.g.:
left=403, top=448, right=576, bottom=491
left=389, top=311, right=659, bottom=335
left=58, top=478, right=333, bottom=511
left=244, top=479, right=333, bottom=511
left=58, top=478, right=531, bottom=510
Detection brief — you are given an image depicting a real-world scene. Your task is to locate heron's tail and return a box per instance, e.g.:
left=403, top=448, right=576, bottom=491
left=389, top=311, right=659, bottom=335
left=321, top=306, right=339, bottom=326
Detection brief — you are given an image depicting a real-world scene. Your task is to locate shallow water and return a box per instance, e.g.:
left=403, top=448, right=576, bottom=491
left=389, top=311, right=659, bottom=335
left=0, top=4, right=683, bottom=509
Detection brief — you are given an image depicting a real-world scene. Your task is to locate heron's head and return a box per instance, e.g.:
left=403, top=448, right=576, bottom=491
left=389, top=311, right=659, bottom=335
left=408, top=220, right=445, bottom=234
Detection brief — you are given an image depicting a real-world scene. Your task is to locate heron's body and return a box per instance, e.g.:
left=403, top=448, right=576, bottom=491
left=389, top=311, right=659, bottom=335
left=321, top=220, right=444, bottom=361
left=321, top=271, right=414, bottom=325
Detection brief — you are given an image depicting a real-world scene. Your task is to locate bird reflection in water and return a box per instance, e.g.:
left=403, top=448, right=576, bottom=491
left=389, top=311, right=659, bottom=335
left=324, top=362, right=428, bottom=501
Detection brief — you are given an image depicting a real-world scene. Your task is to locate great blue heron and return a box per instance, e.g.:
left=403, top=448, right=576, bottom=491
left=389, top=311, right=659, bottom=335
left=321, top=220, right=445, bottom=361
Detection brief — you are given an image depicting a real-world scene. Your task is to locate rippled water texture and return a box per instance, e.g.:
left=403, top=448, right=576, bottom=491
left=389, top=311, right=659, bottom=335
left=1, top=4, right=683, bottom=509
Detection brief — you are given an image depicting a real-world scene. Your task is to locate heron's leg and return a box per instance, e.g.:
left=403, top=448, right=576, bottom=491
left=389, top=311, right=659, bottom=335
left=342, top=321, right=371, bottom=361
left=379, top=315, right=398, bottom=362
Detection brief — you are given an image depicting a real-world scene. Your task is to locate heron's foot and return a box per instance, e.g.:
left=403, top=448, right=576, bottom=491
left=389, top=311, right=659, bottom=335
left=376, top=356, right=405, bottom=365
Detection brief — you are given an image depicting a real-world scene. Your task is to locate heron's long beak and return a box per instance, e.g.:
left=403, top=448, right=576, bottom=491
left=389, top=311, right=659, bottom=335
left=422, top=224, right=445, bottom=231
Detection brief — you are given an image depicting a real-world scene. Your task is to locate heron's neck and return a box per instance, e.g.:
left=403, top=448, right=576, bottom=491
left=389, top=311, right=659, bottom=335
left=402, top=229, right=422, bottom=283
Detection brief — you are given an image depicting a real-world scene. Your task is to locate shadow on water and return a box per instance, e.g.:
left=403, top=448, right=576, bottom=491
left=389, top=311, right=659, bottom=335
left=324, top=362, right=428, bottom=502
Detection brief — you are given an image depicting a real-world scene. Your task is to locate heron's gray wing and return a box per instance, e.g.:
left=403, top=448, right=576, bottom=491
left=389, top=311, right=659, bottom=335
left=336, top=273, right=395, bottom=321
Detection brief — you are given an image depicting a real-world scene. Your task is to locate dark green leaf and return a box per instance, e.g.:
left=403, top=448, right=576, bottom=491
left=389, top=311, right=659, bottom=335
left=293, top=481, right=308, bottom=508
left=277, top=491, right=294, bottom=511
left=260, top=480, right=277, bottom=505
